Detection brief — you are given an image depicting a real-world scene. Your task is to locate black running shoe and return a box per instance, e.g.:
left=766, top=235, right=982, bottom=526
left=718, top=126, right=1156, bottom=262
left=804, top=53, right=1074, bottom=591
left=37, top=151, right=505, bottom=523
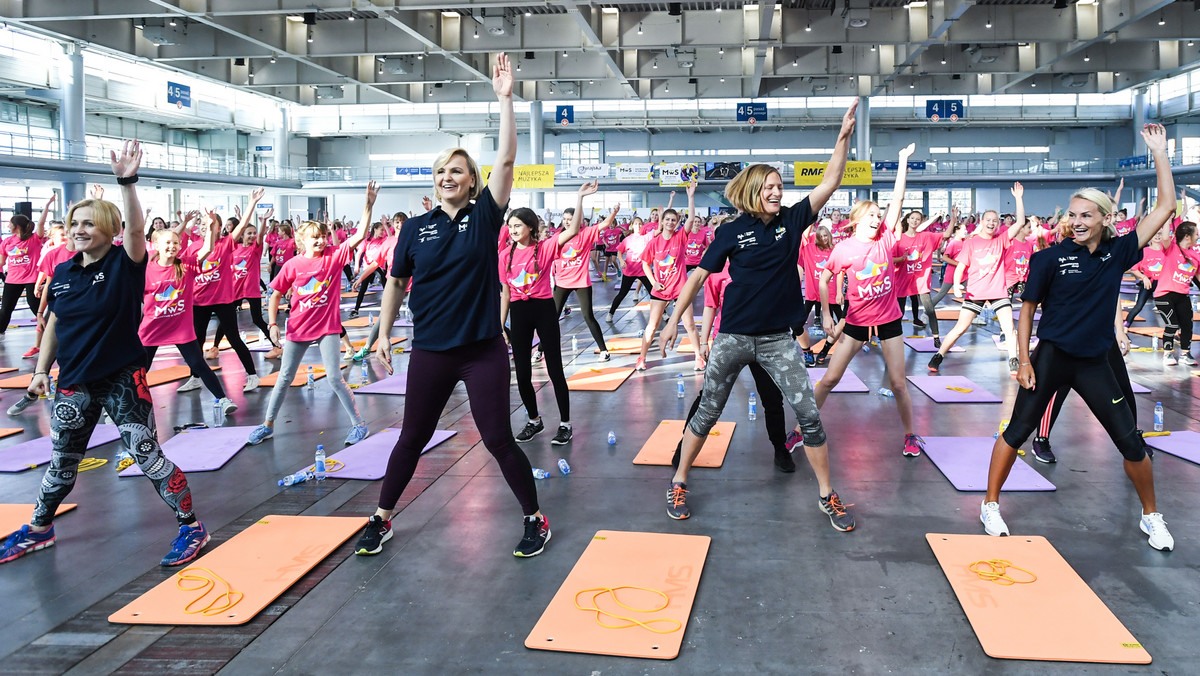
left=913, top=318, right=927, bottom=329
left=354, top=515, right=393, bottom=555
left=515, top=419, right=545, bottom=442
left=803, top=351, right=816, bottom=367
left=933, top=336, right=942, bottom=349
left=666, top=482, right=690, bottom=520
left=514, top=515, right=550, bottom=558
left=818, top=491, right=855, bottom=532
left=927, top=352, right=944, bottom=373
left=774, top=446, right=796, bottom=473
left=815, top=351, right=830, bottom=366
left=550, top=424, right=573, bottom=445
left=349, top=310, right=359, bottom=318
left=1030, top=437, right=1056, bottom=464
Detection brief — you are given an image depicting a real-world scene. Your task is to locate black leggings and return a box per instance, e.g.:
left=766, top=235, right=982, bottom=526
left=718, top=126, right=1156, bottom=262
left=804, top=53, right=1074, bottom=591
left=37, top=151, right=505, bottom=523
left=343, top=265, right=354, bottom=285
left=554, top=285, right=607, bottom=352
left=0, top=281, right=37, bottom=334
left=193, top=302, right=257, bottom=376
left=609, top=274, right=652, bottom=315
left=899, top=293, right=939, bottom=335
left=1154, top=291, right=1193, bottom=352
left=354, top=268, right=388, bottom=313
left=510, top=298, right=569, bottom=422
left=33, top=363, right=195, bottom=528
left=1001, top=341, right=1145, bottom=461
left=795, top=300, right=845, bottom=343
left=270, top=262, right=282, bottom=282
left=213, top=296, right=277, bottom=348
left=1124, top=282, right=1155, bottom=328
left=1037, top=341, right=1136, bottom=440
left=145, top=341, right=227, bottom=399
left=675, top=361, right=788, bottom=459
left=377, top=336, right=538, bottom=515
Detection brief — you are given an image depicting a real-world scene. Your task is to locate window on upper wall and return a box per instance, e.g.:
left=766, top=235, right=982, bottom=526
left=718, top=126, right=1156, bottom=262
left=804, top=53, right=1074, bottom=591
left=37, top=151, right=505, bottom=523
left=1182, top=137, right=1200, bottom=165
left=560, top=140, right=602, bottom=170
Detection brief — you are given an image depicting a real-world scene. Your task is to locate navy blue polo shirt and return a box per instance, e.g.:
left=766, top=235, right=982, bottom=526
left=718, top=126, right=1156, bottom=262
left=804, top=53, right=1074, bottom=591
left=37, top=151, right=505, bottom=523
left=1022, top=231, right=1141, bottom=358
left=698, top=198, right=817, bottom=335
left=46, top=246, right=148, bottom=386
left=391, top=186, right=505, bottom=351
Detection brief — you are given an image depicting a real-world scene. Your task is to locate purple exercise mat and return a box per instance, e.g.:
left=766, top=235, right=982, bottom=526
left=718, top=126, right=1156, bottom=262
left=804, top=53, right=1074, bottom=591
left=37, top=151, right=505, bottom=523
left=393, top=317, right=413, bottom=327
left=6, top=317, right=36, bottom=327
left=907, top=375, right=1002, bottom=403
left=1130, top=381, right=1150, bottom=394
left=0, top=425, right=122, bottom=472
left=903, top=337, right=964, bottom=353
left=119, top=425, right=257, bottom=476
left=354, top=373, right=407, bottom=395
left=809, top=367, right=869, bottom=393
left=298, top=428, right=457, bottom=480
left=992, top=334, right=1039, bottom=351
left=1144, top=430, right=1200, bottom=464
left=923, top=436, right=1055, bottom=491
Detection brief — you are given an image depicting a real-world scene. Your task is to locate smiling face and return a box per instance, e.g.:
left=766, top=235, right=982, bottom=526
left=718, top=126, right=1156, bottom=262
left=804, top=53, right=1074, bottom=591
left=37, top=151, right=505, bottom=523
left=980, top=210, right=1000, bottom=237
left=1066, top=197, right=1110, bottom=248
left=155, top=231, right=182, bottom=264
left=758, top=171, right=784, bottom=217
left=241, top=225, right=258, bottom=247
left=508, top=215, right=534, bottom=245
left=853, top=203, right=883, bottom=240
left=905, top=211, right=923, bottom=230
left=660, top=211, right=680, bottom=233
left=300, top=225, right=328, bottom=256
left=434, top=153, right=476, bottom=205
left=68, top=206, right=111, bottom=255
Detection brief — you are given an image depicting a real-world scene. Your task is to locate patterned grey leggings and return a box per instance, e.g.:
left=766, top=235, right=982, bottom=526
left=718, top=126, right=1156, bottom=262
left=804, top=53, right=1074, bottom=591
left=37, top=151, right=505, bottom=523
left=688, top=331, right=827, bottom=447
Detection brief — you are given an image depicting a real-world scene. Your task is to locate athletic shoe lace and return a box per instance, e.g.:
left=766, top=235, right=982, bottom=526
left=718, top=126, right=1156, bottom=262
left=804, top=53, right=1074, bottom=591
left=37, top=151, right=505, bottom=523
left=824, top=493, right=854, bottom=516
left=669, top=484, right=688, bottom=508
left=2, top=527, right=28, bottom=549
left=1144, top=514, right=1169, bottom=537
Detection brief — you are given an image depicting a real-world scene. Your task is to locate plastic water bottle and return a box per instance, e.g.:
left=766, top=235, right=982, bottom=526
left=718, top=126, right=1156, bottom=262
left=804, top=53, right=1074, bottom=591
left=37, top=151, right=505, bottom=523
left=47, top=375, right=55, bottom=398
left=878, top=387, right=894, bottom=397
left=1151, top=336, right=1159, bottom=351
left=748, top=393, right=758, bottom=421
left=1154, top=402, right=1164, bottom=432
left=313, top=445, right=326, bottom=482
left=532, top=468, right=551, bottom=479
left=993, top=419, right=1010, bottom=440
left=369, top=312, right=375, bottom=326
left=212, top=397, right=221, bottom=420
left=862, top=343, right=870, bottom=353
left=677, top=374, right=685, bottom=399
left=607, top=430, right=617, bottom=445
left=572, top=334, right=579, bottom=353
left=278, top=469, right=314, bottom=487
left=306, top=366, right=316, bottom=390
left=360, top=360, right=369, bottom=383
left=239, top=330, right=247, bottom=343
left=557, top=458, right=572, bottom=475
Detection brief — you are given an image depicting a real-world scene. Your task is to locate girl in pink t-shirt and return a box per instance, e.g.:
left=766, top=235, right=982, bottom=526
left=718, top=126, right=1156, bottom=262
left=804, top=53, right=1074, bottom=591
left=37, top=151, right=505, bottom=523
left=636, top=181, right=703, bottom=372
left=247, top=182, right=379, bottom=448
left=210, top=214, right=279, bottom=358
left=269, top=222, right=296, bottom=281
left=1124, top=224, right=1166, bottom=328
left=25, top=222, right=72, bottom=359
left=815, top=143, right=923, bottom=458
left=553, top=186, right=616, bottom=360
left=500, top=186, right=589, bottom=443
left=599, top=221, right=625, bottom=280
left=350, top=221, right=392, bottom=317
left=140, top=218, right=232, bottom=412
left=930, top=182, right=1029, bottom=374
left=931, top=221, right=968, bottom=306
left=683, top=217, right=713, bottom=270
left=0, top=195, right=52, bottom=340
left=893, top=210, right=950, bottom=343
left=796, top=223, right=842, bottom=366
left=607, top=227, right=652, bottom=318
left=1152, top=222, right=1200, bottom=365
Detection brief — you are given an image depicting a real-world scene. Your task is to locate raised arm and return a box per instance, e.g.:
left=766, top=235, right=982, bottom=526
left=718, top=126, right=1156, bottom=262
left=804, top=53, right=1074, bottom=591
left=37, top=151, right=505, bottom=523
left=558, top=181, right=597, bottom=246
left=1004, top=182, right=1027, bottom=240
left=344, top=182, right=380, bottom=250
left=1136, top=124, right=1177, bottom=248
left=110, top=140, right=146, bottom=263
left=487, top=54, right=517, bottom=207
left=229, top=187, right=264, bottom=243
left=884, top=143, right=915, bottom=236
left=808, top=100, right=858, bottom=212
left=685, top=179, right=697, bottom=223
left=35, top=194, right=55, bottom=239
left=196, top=209, right=220, bottom=262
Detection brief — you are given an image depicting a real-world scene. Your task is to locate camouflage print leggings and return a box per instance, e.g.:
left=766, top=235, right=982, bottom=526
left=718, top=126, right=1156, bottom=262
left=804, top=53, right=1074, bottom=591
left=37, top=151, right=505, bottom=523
left=32, top=364, right=195, bottom=528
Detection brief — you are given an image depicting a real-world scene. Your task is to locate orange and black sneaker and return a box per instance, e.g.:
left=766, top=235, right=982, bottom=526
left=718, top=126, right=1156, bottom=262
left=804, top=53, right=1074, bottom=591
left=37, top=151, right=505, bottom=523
left=666, top=482, right=690, bottom=520
left=514, top=515, right=550, bottom=558
left=818, top=490, right=855, bottom=532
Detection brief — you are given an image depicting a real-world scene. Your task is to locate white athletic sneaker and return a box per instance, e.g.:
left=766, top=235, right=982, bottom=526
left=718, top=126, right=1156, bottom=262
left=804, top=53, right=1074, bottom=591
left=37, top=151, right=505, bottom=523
left=980, top=501, right=1010, bottom=536
left=243, top=374, right=260, bottom=392
left=1181, top=353, right=1197, bottom=367
left=219, top=397, right=238, bottom=415
left=176, top=376, right=201, bottom=393
left=1164, top=353, right=1178, bottom=366
left=1140, top=513, right=1174, bottom=551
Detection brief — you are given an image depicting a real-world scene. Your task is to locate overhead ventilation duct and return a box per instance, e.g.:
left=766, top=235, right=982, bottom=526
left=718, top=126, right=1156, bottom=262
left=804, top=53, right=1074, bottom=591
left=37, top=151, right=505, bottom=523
left=1058, top=72, right=1090, bottom=88
left=380, top=56, right=415, bottom=75
left=479, top=9, right=513, bottom=36
left=842, top=0, right=870, bottom=29
left=315, top=85, right=345, bottom=100
left=142, top=24, right=185, bottom=46
left=963, top=44, right=1005, bottom=64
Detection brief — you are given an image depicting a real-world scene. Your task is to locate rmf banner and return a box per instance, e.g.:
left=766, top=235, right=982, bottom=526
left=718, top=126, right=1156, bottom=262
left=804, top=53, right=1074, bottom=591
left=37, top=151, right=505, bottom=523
left=793, top=160, right=872, bottom=186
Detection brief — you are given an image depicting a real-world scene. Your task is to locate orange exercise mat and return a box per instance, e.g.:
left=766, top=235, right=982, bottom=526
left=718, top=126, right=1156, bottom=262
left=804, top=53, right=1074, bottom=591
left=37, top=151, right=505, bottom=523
left=0, top=369, right=58, bottom=389
left=109, top=515, right=365, bottom=626
left=1127, top=326, right=1164, bottom=338
left=349, top=336, right=406, bottom=350
left=927, top=533, right=1151, bottom=664
left=567, top=367, right=635, bottom=392
left=343, top=316, right=372, bottom=327
left=596, top=336, right=695, bottom=354
left=0, top=503, right=74, bottom=534
left=936, top=309, right=965, bottom=321
left=0, top=428, right=23, bottom=439
left=0, top=367, right=16, bottom=375
left=148, top=364, right=221, bottom=387
left=203, top=336, right=260, bottom=351
left=632, top=420, right=737, bottom=467
left=258, top=364, right=348, bottom=387
left=525, top=530, right=710, bottom=660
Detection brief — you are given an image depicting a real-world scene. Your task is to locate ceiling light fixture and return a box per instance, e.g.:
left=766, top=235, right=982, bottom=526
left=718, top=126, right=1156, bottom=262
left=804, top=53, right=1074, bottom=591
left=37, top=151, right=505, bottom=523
left=1158, top=15, right=1166, bottom=25
left=637, top=23, right=643, bottom=35
left=269, top=55, right=276, bottom=63
left=783, top=85, right=789, bottom=91
left=1083, top=53, right=1090, bottom=61
left=473, top=27, right=478, bottom=38
left=1189, top=40, right=1196, bottom=47
left=909, top=83, right=914, bottom=88
left=168, top=18, right=177, bottom=27
left=652, top=59, right=658, bottom=69
left=805, top=22, right=812, bottom=32
left=792, top=58, right=798, bottom=66
left=665, top=83, right=670, bottom=92
left=720, top=77, right=725, bottom=82
left=417, top=53, right=423, bottom=60
left=525, top=11, right=531, bottom=17
left=563, top=50, right=568, bottom=57
left=870, top=44, right=876, bottom=51
left=1031, top=82, right=1037, bottom=87
left=348, top=14, right=354, bottom=21
left=985, top=19, right=992, bottom=28
left=286, top=15, right=303, bottom=23
left=307, top=27, right=313, bottom=43
left=719, top=47, right=724, bottom=54
left=941, top=57, right=947, bottom=64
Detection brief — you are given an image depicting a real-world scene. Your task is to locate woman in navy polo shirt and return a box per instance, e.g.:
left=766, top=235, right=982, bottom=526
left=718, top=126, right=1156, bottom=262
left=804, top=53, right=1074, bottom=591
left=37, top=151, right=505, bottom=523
left=352, top=54, right=548, bottom=559
left=981, top=124, right=1177, bottom=552
left=0, top=140, right=208, bottom=566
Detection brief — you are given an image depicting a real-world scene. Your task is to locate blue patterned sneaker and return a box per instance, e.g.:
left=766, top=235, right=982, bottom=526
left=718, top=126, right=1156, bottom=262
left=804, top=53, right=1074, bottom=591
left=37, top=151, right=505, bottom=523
left=247, top=424, right=274, bottom=445
left=345, top=423, right=369, bottom=446
left=0, top=524, right=55, bottom=564
left=160, top=522, right=210, bottom=566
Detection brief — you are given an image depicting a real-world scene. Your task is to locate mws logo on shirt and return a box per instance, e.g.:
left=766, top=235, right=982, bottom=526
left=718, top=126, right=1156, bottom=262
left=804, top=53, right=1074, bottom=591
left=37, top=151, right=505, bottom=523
left=232, top=258, right=249, bottom=280
left=5, top=243, right=31, bottom=267
left=196, top=257, right=222, bottom=286
left=853, top=258, right=892, bottom=300
left=294, top=275, right=332, bottom=312
left=152, top=284, right=186, bottom=318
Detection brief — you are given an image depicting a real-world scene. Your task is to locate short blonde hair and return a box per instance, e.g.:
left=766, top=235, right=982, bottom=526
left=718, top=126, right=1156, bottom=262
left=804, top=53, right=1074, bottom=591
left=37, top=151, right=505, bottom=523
left=66, top=199, right=122, bottom=240
left=848, top=200, right=878, bottom=225
left=296, top=220, right=330, bottom=239
left=1070, top=188, right=1116, bottom=239
left=432, top=147, right=483, bottom=202
left=725, top=164, right=781, bottom=216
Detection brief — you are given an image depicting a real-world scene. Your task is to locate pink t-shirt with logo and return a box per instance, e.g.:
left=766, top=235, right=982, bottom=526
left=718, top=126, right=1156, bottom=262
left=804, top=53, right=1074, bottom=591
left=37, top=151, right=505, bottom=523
left=893, top=231, right=943, bottom=296
left=1003, top=239, right=1034, bottom=287
left=499, top=237, right=561, bottom=301
left=684, top=227, right=713, bottom=267
left=264, top=231, right=280, bottom=249
left=270, top=240, right=356, bottom=342
left=1154, top=243, right=1200, bottom=297
left=1115, top=218, right=1138, bottom=236
left=617, top=233, right=651, bottom=277
left=139, top=254, right=199, bottom=347
left=943, top=238, right=965, bottom=282
left=230, top=242, right=264, bottom=299
left=363, top=237, right=390, bottom=270
left=3, top=234, right=43, bottom=284
left=825, top=230, right=902, bottom=327
left=190, top=236, right=236, bottom=306
left=642, top=228, right=690, bottom=300
left=703, top=264, right=731, bottom=338
left=1134, top=248, right=1165, bottom=282
left=270, top=238, right=296, bottom=267
left=798, top=240, right=834, bottom=302
left=959, top=234, right=1012, bottom=300
left=640, top=221, right=659, bottom=236
left=601, top=226, right=624, bottom=252
left=554, top=224, right=600, bottom=289
left=38, top=243, right=72, bottom=278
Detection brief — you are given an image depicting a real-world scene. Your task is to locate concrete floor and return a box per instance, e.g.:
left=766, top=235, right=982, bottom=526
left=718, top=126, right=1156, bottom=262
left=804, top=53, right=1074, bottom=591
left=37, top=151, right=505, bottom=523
left=0, top=279, right=1197, bottom=676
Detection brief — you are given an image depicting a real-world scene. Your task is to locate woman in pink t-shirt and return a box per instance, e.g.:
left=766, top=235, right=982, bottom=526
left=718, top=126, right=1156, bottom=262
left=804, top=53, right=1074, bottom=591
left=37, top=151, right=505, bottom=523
left=599, top=219, right=625, bottom=281
left=606, top=225, right=652, bottom=319
left=246, top=182, right=379, bottom=448
left=25, top=222, right=72, bottom=360
left=209, top=210, right=280, bottom=359
left=929, top=182, right=1028, bottom=374
left=1124, top=223, right=1167, bottom=328
left=930, top=219, right=967, bottom=306
left=0, top=195, right=52, bottom=339
left=553, top=182, right=615, bottom=359
left=269, top=222, right=296, bottom=281
left=1152, top=222, right=1200, bottom=366
left=140, top=217, right=233, bottom=413
left=683, top=216, right=713, bottom=272
left=636, top=180, right=703, bottom=372
left=815, top=143, right=924, bottom=458
left=500, top=185, right=589, bottom=445
left=795, top=222, right=843, bottom=366
left=893, top=210, right=950, bottom=342
left=349, top=221, right=392, bottom=317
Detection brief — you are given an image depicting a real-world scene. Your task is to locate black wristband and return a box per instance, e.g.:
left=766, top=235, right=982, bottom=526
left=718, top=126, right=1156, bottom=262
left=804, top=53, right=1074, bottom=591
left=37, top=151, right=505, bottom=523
left=116, top=175, right=139, bottom=185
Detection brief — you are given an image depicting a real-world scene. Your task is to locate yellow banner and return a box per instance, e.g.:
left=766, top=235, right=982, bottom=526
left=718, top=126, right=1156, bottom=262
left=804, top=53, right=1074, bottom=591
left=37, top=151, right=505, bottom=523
left=480, top=164, right=556, bottom=189
left=793, top=161, right=872, bottom=186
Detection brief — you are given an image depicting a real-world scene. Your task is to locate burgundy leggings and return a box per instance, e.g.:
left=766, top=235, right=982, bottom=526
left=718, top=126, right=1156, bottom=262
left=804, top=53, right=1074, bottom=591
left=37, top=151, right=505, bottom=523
left=377, top=335, right=539, bottom=515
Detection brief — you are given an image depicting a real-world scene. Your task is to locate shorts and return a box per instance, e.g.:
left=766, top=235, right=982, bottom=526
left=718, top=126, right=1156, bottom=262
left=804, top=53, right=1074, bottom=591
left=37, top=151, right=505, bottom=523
left=842, top=317, right=903, bottom=342
left=593, top=243, right=606, bottom=252
left=649, top=292, right=676, bottom=303
left=962, top=298, right=1012, bottom=315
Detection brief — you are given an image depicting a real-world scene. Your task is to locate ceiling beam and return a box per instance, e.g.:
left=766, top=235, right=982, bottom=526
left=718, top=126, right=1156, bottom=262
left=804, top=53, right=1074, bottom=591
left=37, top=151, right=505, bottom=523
left=747, top=1, right=778, bottom=98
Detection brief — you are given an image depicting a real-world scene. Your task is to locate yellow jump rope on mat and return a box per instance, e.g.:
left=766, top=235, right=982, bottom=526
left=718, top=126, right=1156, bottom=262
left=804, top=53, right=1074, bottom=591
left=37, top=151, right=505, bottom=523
left=177, top=567, right=244, bottom=616
left=969, top=559, right=1037, bottom=586
left=77, top=458, right=108, bottom=471
left=573, top=586, right=682, bottom=634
